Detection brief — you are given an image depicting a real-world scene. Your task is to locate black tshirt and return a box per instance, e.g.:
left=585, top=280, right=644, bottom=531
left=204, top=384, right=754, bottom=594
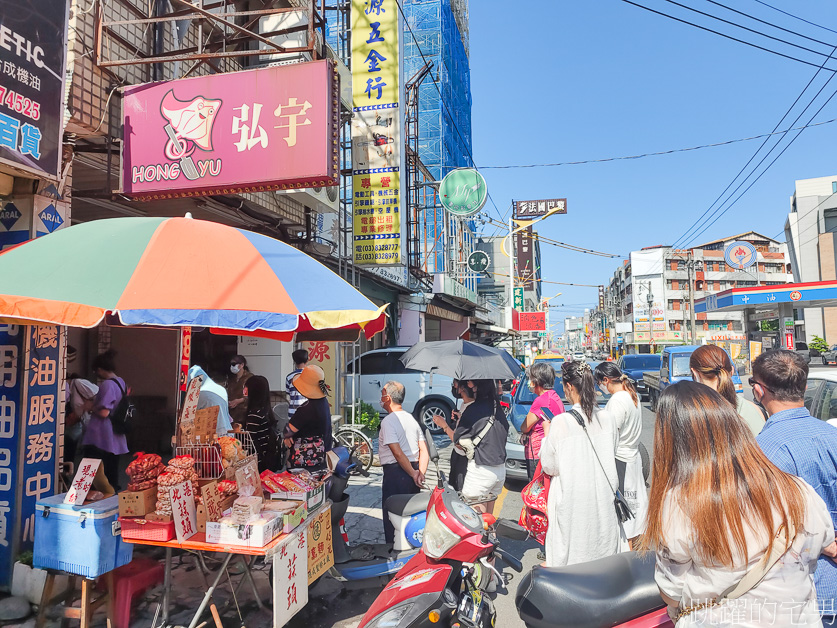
left=453, top=398, right=509, bottom=467
left=289, top=397, right=333, bottom=452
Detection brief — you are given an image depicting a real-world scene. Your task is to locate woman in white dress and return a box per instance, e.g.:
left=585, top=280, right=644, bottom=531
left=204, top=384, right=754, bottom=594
left=594, top=362, right=649, bottom=546
left=640, top=381, right=837, bottom=627
left=539, top=360, right=624, bottom=567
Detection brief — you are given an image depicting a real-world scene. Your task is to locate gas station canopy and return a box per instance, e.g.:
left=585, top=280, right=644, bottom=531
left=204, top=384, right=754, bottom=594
left=695, top=280, right=837, bottom=314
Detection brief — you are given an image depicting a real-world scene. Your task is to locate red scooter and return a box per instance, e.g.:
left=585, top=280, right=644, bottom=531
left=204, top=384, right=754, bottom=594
left=359, top=435, right=527, bottom=628
left=515, top=552, right=674, bottom=628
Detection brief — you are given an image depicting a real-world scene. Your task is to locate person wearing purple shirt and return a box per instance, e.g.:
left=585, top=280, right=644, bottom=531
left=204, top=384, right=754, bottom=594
left=80, top=349, right=129, bottom=489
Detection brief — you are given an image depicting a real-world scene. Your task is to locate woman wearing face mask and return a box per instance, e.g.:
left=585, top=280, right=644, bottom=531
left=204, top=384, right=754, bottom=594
left=594, top=361, right=648, bottom=545
left=433, top=380, right=474, bottom=492
left=689, top=344, right=765, bottom=436
left=225, top=355, right=252, bottom=427
left=540, top=360, right=623, bottom=567
left=520, top=362, right=564, bottom=482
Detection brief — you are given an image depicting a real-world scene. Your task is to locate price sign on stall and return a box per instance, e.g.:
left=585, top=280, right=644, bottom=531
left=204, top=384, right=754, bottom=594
left=274, top=529, right=308, bottom=627
left=194, top=407, right=219, bottom=442
left=307, top=505, right=334, bottom=585
left=169, top=481, right=198, bottom=542
left=179, top=374, right=203, bottom=443
left=234, top=455, right=261, bottom=497
left=64, top=459, right=102, bottom=505
left=201, top=481, right=225, bottom=523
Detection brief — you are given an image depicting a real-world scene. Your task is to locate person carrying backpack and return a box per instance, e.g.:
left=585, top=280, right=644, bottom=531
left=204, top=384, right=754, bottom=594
left=81, top=350, right=129, bottom=490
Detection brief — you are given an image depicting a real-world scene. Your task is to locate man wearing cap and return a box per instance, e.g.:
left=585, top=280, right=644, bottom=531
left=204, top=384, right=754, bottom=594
left=285, top=349, right=309, bottom=419
left=379, top=380, right=429, bottom=545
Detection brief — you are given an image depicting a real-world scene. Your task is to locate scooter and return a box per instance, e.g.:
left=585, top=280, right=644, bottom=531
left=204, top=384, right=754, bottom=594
left=515, top=552, right=673, bottom=628
left=325, top=445, right=428, bottom=587
left=358, top=439, right=527, bottom=628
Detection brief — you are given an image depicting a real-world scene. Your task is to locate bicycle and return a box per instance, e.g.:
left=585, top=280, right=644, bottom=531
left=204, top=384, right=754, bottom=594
left=333, top=424, right=374, bottom=475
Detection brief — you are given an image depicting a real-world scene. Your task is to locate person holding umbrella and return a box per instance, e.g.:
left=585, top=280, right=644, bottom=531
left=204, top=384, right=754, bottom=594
left=432, top=379, right=474, bottom=492
left=451, top=379, right=509, bottom=514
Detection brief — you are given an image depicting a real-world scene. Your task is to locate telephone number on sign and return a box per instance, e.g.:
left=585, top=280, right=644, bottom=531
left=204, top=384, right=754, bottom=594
left=356, top=244, right=399, bottom=253
left=355, top=253, right=399, bottom=261
left=0, top=87, right=40, bottom=120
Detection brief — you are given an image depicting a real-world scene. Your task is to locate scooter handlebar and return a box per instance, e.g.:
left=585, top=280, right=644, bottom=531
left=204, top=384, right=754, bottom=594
left=494, top=546, right=523, bottom=573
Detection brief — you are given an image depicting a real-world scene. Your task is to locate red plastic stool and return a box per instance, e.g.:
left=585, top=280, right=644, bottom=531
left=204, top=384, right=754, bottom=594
left=108, top=558, right=165, bottom=628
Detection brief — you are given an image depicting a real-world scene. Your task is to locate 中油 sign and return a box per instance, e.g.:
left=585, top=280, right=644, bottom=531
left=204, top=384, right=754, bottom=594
left=467, top=250, right=490, bottom=273
left=439, top=169, right=488, bottom=217
left=0, top=0, right=69, bottom=179
left=724, top=241, right=757, bottom=271
left=121, top=61, right=339, bottom=198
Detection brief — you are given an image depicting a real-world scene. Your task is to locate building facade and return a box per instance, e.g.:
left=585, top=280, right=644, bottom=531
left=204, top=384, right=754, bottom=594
left=785, top=175, right=837, bottom=343
left=604, top=232, right=792, bottom=354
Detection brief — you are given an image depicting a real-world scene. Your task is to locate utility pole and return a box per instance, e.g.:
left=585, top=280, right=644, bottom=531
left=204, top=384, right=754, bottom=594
left=646, top=281, right=654, bottom=354
left=686, top=250, right=697, bottom=345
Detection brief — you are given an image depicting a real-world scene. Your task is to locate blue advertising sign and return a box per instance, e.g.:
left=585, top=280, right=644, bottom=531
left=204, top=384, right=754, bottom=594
left=0, top=324, right=22, bottom=587
left=0, top=201, right=29, bottom=249
left=36, top=203, right=64, bottom=237
left=20, top=325, right=59, bottom=551
left=723, top=241, right=757, bottom=271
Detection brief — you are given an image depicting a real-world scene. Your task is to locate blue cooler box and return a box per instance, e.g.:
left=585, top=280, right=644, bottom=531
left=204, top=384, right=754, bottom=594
left=34, top=494, right=133, bottom=578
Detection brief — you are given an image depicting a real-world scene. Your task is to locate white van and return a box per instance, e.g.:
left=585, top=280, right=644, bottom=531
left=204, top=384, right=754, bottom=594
left=347, top=347, right=456, bottom=434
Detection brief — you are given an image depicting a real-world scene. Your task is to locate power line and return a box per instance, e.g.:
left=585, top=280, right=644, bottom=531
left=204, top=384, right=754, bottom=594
left=752, top=0, right=837, bottom=38
left=481, top=217, right=624, bottom=258
left=705, top=0, right=834, bottom=47
left=619, top=0, right=837, bottom=72
left=673, top=44, right=837, bottom=250
left=658, top=0, right=835, bottom=59
left=683, top=78, right=837, bottom=247
left=479, top=117, right=837, bottom=170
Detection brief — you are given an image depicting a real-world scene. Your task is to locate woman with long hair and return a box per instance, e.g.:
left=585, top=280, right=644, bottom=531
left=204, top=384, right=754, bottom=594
left=594, top=361, right=648, bottom=544
left=520, top=362, right=564, bottom=481
left=540, top=360, right=623, bottom=567
left=454, top=379, right=509, bottom=514
left=243, top=375, right=279, bottom=472
left=689, top=344, right=765, bottom=435
left=641, top=382, right=836, bottom=626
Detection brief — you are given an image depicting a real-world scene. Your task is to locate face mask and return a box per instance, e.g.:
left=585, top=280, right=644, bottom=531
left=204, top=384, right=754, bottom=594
left=230, top=364, right=241, bottom=374
left=451, top=384, right=461, bottom=400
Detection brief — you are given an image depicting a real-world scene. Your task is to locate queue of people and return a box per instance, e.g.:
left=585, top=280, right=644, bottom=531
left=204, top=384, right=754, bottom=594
left=512, top=348, right=837, bottom=628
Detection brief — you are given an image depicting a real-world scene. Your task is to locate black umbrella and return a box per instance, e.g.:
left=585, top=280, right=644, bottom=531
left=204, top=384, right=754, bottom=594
left=399, top=340, right=523, bottom=380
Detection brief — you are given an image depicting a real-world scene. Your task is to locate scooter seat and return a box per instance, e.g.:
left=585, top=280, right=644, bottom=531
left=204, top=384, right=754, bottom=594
left=515, top=551, right=666, bottom=628
left=384, top=492, right=431, bottom=517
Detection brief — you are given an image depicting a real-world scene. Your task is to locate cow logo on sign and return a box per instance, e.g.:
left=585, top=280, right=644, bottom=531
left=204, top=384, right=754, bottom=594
left=723, top=241, right=757, bottom=271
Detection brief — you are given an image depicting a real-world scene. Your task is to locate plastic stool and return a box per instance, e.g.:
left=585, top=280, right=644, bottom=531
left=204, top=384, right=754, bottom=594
left=109, top=558, right=165, bottom=628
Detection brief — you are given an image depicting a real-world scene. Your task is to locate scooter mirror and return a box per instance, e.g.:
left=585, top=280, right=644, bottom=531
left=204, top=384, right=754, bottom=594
left=424, top=428, right=440, bottom=462
left=495, top=518, right=529, bottom=541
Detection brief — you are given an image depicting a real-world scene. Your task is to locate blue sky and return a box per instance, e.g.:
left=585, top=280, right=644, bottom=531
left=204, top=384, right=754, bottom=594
left=468, top=0, right=837, bottom=333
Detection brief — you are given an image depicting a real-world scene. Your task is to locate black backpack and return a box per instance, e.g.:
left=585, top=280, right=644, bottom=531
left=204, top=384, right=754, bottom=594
left=109, top=378, right=136, bottom=435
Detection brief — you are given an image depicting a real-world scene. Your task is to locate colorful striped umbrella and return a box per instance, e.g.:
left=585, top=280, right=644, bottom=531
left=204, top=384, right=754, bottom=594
left=0, top=216, right=386, bottom=340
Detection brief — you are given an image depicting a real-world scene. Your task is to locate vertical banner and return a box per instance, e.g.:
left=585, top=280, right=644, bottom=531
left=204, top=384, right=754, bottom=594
left=306, top=341, right=336, bottom=399
left=179, top=327, right=192, bottom=392
left=351, top=0, right=402, bottom=265
left=749, top=341, right=763, bottom=363
left=274, top=528, right=308, bottom=626
left=0, top=323, right=21, bottom=586
left=515, top=227, right=535, bottom=289
left=20, top=325, right=59, bottom=549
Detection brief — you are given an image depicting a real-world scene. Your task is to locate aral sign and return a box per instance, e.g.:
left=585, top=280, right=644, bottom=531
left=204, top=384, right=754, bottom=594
left=121, top=61, right=339, bottom=199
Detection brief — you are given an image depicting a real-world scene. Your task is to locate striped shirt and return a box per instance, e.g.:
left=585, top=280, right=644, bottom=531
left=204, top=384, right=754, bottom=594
left=286, top=369, right=304, bottom=418
left=757, top=406, right=837, bottom=609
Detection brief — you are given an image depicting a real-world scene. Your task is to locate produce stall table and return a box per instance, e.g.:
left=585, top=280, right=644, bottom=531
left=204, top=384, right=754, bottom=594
left=125, top=503, right=331, bottom=628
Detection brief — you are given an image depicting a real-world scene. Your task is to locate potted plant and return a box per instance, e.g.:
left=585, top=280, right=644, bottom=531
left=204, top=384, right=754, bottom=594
left=12, top=551, right=66, bottom=605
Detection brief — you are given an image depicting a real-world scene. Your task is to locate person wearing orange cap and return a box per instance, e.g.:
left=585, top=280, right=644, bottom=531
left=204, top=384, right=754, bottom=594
left=283, top=365, right=332, bottom=470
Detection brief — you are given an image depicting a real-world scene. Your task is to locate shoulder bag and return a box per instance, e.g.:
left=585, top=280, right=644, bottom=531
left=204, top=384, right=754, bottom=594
left=674, top=524, right=795, bottom=622
left=569, top=408, right=634, bottom=523
left=457, top=404, right=497, bottom=461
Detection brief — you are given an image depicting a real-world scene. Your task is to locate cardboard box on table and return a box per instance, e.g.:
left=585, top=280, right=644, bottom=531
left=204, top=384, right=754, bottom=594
left=118, top=487, right=157, bottom=518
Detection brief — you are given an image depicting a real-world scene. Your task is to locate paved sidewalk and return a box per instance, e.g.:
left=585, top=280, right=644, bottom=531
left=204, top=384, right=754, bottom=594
left=343, top=433, right=453, bottom=546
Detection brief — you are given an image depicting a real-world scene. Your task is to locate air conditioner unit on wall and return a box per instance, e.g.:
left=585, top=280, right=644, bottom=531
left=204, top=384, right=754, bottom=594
left=275, top=185, right=340, bottom=214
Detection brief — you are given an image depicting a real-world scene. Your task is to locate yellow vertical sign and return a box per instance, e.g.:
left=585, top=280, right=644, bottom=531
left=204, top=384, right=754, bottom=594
left=351, top=0, right=401, bottom=265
